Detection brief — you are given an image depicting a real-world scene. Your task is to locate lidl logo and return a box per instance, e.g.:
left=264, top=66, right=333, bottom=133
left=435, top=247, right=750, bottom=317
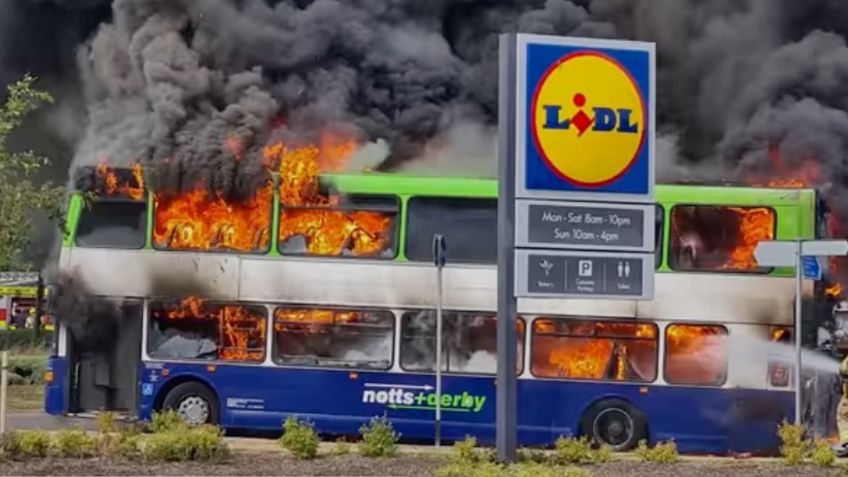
left=531, top=51, right=646, bottom=187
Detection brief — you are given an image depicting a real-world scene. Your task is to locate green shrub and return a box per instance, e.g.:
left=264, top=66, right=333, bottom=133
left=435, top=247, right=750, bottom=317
left=95, top=411, right=117, bottom=434
left=279, top=417, right=319, bottom=460
left=452, top=435, right=495, bottom=463
left=810, top=439, right=836, bottom=468
left=553, top=436, right=609, bottom=464
left=333, top=438, right=350, bottom=456
left=114, top=429, right=142, bottom=460
left=358, top=416, right=399, bottom=457
left=777, top=421, right=808, bottom=466
left=516, top=447, right=548, bottom=464
left=7, top=355, right=46, bottom=385
left=436, top=461, right=504, bottom=477
left=0, top=432, right=19, bottom=458
left=143, top=425, right=228, bottom=462
left=52, top=426, right=97, bottom=458
left=150, top=409, right=185, bottom=433
left=634, top=439, right=679, bottom=464
left=16, top=429, right=50, bottom=457
left=0, top=329, right=50, bottom=351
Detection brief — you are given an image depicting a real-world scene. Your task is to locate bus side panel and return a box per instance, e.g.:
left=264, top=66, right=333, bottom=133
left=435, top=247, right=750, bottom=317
left=44, top=356, right=67, bottom=415
left=523, top=381, right=791, bottom=454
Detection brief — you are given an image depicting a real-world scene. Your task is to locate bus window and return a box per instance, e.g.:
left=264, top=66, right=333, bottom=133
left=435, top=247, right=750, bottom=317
left=278, top=195, right=398, bottom=258
left=669, top=205, right=775, bottom=272
left=655, top=204, right=664, bottom=269
left=75, top=200, right=147, bottom=249
left=153, top=186, right=273, bottom=253
left=399, top=311, right=524, bottom=374
left=664, top=324, right=728, bottom=386
left=405, top=197, right=497, bottom=264
left=273, top=307, right=394, bottom=370
left=531, top=319, right=658, bottom=383
left=147, top=299, right=266, bottom=363
left=768, top=326, right=792, bottom=387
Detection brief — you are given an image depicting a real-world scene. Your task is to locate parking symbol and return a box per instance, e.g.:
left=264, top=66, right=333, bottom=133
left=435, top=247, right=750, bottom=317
left=578, top=260, right=593, bottom=277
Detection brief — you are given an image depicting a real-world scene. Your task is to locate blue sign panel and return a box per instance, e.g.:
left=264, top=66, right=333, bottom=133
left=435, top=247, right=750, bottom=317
left=515, top=35, right=655, bottom=203
left=802, top=256, right=822, bottom=280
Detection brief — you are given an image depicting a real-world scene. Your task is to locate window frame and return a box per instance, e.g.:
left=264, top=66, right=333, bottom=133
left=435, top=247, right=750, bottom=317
left=146, top=300, right=269, bottom=364
left=655, top=204, right=664, bottom=270
left=404, top=196, right=498, bottom=265
left=151, top=190, right=274, bottom=255
left=277, top=194, right=401, bottom=260
left=667, top=204, right=777, bottom=274
left=529, top=317, right=660, bottom=384
left=398, top=310, right=526, bottom=376
left=662, top=322, right=729, bottom=387
left=271, top=305, right=396, bottom=371
left=74, top=197, right=148, bottom=250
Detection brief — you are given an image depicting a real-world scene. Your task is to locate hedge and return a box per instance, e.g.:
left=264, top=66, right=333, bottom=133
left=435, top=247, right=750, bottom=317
left=8, top=355, right=46, bottom=385
left=0, top=330, right=50, bottom=351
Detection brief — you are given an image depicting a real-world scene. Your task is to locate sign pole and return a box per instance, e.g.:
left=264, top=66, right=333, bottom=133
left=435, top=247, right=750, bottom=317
left=795, top=242, right=803, bottom=425
left=496, top=33, right=518, bottom=463
left=432, top=235, right=447, bottom=448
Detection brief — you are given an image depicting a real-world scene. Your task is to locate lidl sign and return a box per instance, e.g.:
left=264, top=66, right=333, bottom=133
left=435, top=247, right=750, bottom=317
left=515, top=35, right=655, bottom=203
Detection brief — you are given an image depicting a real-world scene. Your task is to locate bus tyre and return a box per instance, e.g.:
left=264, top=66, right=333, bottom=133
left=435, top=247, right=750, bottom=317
left=580, top=399, right=646, bottom=452
left=162, top=382, right=219, bottom=427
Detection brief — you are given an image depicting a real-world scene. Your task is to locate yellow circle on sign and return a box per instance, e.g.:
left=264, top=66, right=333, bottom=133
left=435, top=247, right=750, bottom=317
left=531, top=51, right=646, bottom=187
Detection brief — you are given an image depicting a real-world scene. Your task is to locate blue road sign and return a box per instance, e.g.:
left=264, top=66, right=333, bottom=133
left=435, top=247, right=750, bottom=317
left=802, top=256, right=822, bottom=280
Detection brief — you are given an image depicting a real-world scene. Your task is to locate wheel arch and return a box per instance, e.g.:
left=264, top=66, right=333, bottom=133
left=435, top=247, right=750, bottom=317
left=153, top=374, right=219, bottom=412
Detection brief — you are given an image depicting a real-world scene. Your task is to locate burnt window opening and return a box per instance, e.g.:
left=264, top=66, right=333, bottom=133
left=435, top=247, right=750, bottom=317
left=768, top=326, right=792, bottom=387
left=655, top=205, right=664, bottom=269
left=669, top=205, right=776, bottom=272
left=75, top=200, right=147, bottom=249
left=152, top=185, right=273, bottom=254
left=531, top=319, right=658, bottom=383
left=400, top=311, right=525, bottom=375
left=664, top=324, right=728, bottom=386
left=405, top=197, right=497, bottom=264
left=273, top=307, right=394, bottom=370
left=278, top=195, right=399, bottom=259
left=147, top=299, right=267, bottom=363
left=74, top=164, right=146, bottom=202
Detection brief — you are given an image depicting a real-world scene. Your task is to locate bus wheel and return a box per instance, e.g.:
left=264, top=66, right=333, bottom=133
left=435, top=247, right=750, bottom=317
left=580, top=399, right=646, bottom=452
left=162, top=382, right=220, bottom=427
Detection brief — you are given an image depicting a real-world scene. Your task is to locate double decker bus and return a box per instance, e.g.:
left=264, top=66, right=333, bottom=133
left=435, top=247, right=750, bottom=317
left=44, top=165, right=831, bottom=454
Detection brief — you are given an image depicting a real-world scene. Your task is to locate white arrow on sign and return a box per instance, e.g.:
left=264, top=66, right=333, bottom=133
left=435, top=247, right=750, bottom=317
left=754, top=239, right=848, bottom=267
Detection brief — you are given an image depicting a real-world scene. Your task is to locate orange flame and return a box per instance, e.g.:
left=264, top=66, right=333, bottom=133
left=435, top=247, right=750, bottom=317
left=263, top=132, right=394, bottom=257
left=533, top=320, right=656, bottom=381
left=827, top=284, right=843, bottom=299
left=722, top=207, right=775, bottom=270
left=162, top=297, right=265, bottom=361
left=94, top=162, right=145, bottom=200
left=153, top=183, right=272, bottom=252
left=273, top=308, right=362, bottom=333
left=665, top=324, right=726, bottom=384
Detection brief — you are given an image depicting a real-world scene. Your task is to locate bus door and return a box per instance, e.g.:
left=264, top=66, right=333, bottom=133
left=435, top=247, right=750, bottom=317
left=68, top=300, right=142, bottom=414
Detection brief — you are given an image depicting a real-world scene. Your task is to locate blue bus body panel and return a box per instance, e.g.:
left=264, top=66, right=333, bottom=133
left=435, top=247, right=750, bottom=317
left=44, top=356, right=66, bottom=415
left=139, top=362, right=792, bottom=454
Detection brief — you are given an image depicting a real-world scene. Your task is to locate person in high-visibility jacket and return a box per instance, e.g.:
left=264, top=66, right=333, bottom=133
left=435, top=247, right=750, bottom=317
left=838, top=355, right=848, bottom=447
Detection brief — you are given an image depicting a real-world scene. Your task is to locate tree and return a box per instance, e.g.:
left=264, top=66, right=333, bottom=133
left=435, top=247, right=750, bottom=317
left=0, top=75, right=65, bottom=271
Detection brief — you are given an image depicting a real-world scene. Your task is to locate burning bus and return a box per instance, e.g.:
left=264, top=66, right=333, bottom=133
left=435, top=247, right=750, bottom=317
left=43, top=143, right=838, bottom=454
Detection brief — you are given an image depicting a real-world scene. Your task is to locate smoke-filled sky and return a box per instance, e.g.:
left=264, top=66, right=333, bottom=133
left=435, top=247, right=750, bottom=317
left=4, top=0, right=848, bottom=197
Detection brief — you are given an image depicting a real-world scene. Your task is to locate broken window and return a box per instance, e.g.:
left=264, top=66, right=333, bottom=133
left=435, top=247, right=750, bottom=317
left=147, top=298, right=267, bottom=363
left=273, top=307, right=394, bottom=370
left=669, top=205, right=775, bottom=272
left=152, top=185, right=273, bottom=253
left=399, top=311, right=525, bottom=374
left=531, top=319, right=658, bottom=383
left=664, top=324, right=728, bottom=386
left=76, top=200, right=147, bottom=249
left=405, top=197, right=498, bottom=264
left=278, top=195, right=399, bottom=258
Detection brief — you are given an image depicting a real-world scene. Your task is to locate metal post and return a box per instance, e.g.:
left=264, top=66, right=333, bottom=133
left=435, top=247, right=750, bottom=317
left=496, top=33, right=518, bottom=463
left=0, top=351, right=7, bottom=434
left=795, top=241, right=803, bottom=426
left=432, top=235, right=447, bottom=448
